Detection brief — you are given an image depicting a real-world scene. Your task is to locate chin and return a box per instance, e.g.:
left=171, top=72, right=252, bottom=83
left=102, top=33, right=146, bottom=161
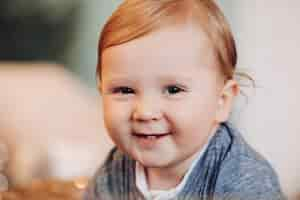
left=130, top=148, right=176, bottom=167
left=137, top=157, right=173, bottom=168
left=140, top=161, right=165, bottom=168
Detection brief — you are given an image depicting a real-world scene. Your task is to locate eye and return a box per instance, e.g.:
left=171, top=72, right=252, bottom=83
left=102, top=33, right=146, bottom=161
left=165, top=85, right=185, bottom=95
left=112, top=86, right=135, bottom=95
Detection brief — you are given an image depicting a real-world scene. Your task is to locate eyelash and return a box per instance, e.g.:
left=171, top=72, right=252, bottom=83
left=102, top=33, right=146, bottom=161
left=110, top=85, right=186, bottom=95
left=164, top=85, right=185, bottom=95
left=112, top=87, right=135, bottom=95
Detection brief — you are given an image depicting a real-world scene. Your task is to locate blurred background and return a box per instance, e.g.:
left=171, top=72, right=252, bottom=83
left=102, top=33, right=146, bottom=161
left=0, top=0, right=299, bottom=199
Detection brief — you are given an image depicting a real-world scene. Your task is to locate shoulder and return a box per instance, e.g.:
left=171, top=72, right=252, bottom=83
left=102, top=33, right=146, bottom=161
left=215, top=123, right=286, bottom=200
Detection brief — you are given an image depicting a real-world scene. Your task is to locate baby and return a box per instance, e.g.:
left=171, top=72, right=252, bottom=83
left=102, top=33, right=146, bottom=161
left=84, top=0, right=286, bottom=199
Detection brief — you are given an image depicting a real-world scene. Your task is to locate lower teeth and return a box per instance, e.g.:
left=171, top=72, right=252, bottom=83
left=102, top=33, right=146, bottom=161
left=137, top=135, right=167, bottom=139
left=147, top=136, right=157, bottom=140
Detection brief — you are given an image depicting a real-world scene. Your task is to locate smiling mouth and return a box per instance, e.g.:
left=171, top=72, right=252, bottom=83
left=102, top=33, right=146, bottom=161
left=133, top=132, right=171, bottom=139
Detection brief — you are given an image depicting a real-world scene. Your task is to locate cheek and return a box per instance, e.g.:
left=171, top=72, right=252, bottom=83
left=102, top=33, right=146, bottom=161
left=102, top=97, right=132, bottom=132
left=103, top=97, right=129, bottom=118
left=168, top=95, right=219, bottom=140
left=102, top=98, right=133, bottom=149
left=171, top=94, right=219, bottom=121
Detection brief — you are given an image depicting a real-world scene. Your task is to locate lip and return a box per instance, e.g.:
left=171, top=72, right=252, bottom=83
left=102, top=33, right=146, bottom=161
left=132, top=132, right=171, bottom=149
left=132, top=132, right=171, bottom=137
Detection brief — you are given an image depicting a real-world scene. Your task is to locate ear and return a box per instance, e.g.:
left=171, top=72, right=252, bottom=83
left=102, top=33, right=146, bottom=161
left=215, top=79, right=239, bottom=123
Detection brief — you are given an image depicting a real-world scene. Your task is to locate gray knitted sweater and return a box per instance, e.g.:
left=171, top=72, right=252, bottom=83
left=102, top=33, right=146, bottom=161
left=84, top=122, right=286, bottom=200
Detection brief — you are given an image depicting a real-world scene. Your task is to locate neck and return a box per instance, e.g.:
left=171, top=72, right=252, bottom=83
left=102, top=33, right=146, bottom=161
left=146, top=157, right=195, bottom=190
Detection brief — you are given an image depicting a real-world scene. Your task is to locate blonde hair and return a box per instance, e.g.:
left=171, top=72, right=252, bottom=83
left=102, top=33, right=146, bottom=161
left=97, top=0, right=250, bottom=85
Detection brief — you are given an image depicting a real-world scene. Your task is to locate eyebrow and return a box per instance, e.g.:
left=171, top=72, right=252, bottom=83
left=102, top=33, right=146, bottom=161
left=103, top=74, right=196, bottom=84
left=101, top=77, right=138, bottom=85
left=161, top=75, right=194, bottom=82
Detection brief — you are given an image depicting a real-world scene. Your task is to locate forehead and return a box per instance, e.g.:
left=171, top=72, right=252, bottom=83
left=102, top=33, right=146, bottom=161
left=101, top=23, right=220, bottom=80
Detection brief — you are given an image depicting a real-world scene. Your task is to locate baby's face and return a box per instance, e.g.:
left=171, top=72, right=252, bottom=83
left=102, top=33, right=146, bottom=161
left=100, top=23, right=226, bottom=174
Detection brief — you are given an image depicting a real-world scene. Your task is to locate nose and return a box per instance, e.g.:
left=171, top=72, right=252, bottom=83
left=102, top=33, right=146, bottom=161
left=132, top=97, right=163, bottom=122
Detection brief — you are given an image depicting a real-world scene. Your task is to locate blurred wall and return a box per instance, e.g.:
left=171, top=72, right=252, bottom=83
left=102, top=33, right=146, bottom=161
left=231, top=1, right=300, bottom=199
left=66, top=0, right=122, bottom=88
left=0, top=0, right=80, bottom=63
